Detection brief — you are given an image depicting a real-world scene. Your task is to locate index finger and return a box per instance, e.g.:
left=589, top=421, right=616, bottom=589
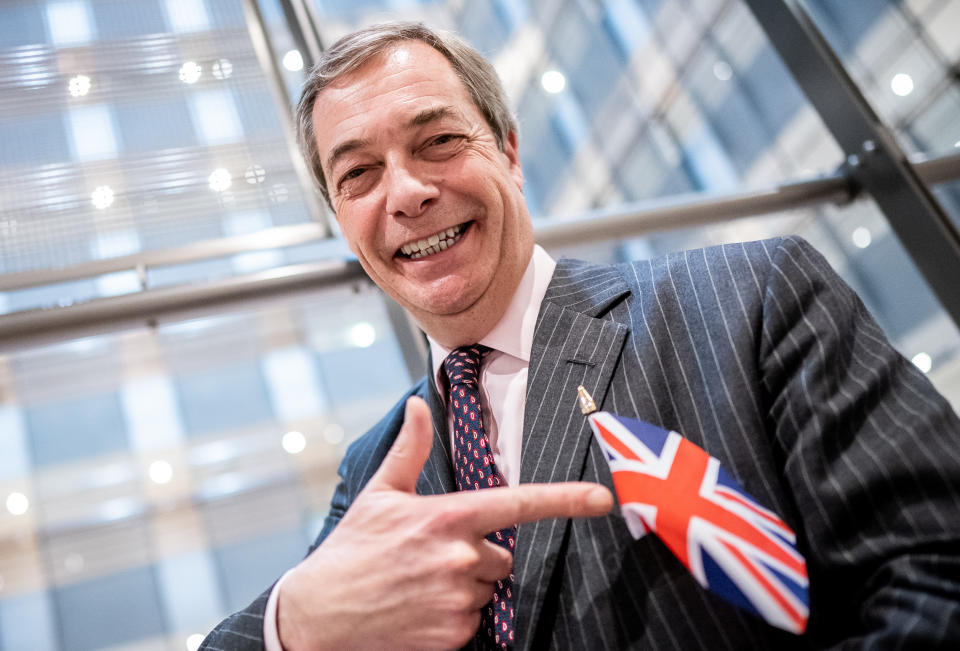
left=437, top=482, right=614, bottom=536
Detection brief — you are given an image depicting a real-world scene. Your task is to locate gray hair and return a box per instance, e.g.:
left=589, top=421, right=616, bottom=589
left=294, top=21, right=517, bottom=207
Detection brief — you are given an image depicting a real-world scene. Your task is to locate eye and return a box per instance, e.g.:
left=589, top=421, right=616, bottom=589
left=421, top=133, right=464, bottom=158
left=430, top=134, right=457, bottom=146
left=336, top=167, right=367, bottom=191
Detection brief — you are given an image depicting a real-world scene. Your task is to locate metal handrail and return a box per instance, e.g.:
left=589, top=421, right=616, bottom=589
left=3, top=151, right=956, bottom=294
left=1, top=151, right=959, bottom=350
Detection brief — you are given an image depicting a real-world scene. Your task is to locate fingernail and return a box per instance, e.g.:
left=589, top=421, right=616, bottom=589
left=586, top=486, right=613, bottom=512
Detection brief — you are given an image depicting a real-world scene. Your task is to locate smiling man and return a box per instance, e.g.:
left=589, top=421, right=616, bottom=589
left=311, top=40, right=532, bottom=348
left=201, top=22, right=960, bottom=651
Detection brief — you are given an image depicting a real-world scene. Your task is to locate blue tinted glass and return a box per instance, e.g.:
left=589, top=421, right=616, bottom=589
left=0, top=3, right=47, bottom=47
left=740, top=43, right=805, bottom=133
left=458, top=1, right=510, bottom=56
left=53, top=566, right=165, bottom=651
left=4, top=279, right=100, bottom=311
left=175, top=360, right=274, bottom=436
left=314, top=341, right=409, bottom=407
left=704, top=89, right=770, bottom=176
left=232, top=87, right=285, bottom=139
left=214, top=528, right=307, bottom=613
left=25, top=392, right=129, bottom=467
left=0, top=590, right=57, bottom=651
left=850, top=233, right=939, bottom=339
left=91, top=0, right=167, bottom=40
left=115, top=97, right=196, bottom=153
left=0, top=114, right=71, bottom=167
left=156, top=551, right=225, bottom=632
left=206, top=0, right=246, bottom=28
left=801, top=0, right=890, bottom=55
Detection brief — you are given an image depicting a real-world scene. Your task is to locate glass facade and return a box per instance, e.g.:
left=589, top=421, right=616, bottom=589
left=0, top=1, right=958, bottom=648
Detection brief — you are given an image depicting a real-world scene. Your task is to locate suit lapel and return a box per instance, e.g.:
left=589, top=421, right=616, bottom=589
left=514, top=259, right=631, bottom=648
left=416, top=352, right=457, bottom=497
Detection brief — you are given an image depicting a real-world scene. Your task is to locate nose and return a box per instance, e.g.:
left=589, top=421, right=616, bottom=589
left=383, top=155, right=439, bottom=218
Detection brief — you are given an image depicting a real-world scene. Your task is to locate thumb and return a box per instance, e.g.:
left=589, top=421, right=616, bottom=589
left=369, top=396, right=434, bottom=493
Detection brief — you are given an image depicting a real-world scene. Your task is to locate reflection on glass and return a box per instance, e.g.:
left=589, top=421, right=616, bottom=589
left=244, top=164, right=266, bottom=184
left=212, top=58, right=234, bottom=79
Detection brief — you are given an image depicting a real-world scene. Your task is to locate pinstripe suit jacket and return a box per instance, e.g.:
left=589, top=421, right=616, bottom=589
left=202, top=236, right=960, bottom=650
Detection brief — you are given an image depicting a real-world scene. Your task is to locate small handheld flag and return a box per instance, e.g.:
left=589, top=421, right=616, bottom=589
left=577, top=386, right=809, bottom=634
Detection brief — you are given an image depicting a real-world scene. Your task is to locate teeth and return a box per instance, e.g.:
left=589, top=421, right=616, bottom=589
left=401, top=224, right=466, bottom=259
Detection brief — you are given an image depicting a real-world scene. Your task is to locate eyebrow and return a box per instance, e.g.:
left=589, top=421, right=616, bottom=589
left=324, top=106, right=459, bottom=174
left=325, top=138, right=369, bottom=176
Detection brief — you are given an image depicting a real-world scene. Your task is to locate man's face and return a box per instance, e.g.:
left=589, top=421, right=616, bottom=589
left=311, top=41, right=533, bottom=344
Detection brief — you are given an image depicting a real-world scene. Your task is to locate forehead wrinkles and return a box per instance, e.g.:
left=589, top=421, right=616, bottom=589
left=313, top=43, right=480, bottom=155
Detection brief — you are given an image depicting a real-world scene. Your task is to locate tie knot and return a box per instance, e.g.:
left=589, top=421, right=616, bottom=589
left=443, top=344, right=490, bottom=389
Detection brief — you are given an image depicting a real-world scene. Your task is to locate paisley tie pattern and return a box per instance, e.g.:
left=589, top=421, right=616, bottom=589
left=443, top=345, right=515, bottom=649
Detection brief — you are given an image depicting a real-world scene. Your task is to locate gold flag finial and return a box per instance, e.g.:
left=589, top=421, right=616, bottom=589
left=577, top=385, right=597, bottom=415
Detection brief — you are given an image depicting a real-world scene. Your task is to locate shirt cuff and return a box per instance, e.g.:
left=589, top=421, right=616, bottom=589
left=263, top=569, right=294, bottom=651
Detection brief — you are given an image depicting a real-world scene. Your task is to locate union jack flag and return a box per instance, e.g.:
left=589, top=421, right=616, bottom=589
left=587, top=410, right=809, bottom=634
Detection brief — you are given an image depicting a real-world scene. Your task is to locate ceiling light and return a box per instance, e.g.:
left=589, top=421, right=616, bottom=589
left=148, top=460, right=173, bottom=484
left=890, top=73, right=914, bottom=97
left=911, top=352, right=932, bottom=373
left=179, top=61, right=202, bottom=84
left=541, top=70, right=566, bottom=94
left=91, top=185, right=114, bottom=209
left=282, top=431, right=306, bottom=455
left=851, top=227, right=871, bottom=249
left=68, top=74, right=91, bottom=97
left=6, top=492, right=28, bottom=516
left=64, top=553, right=85, bottom=573
left=282, top=50, right=304, bottom=72
left=349, top=322, right=376, bottom=348
left=208, top=168, right=232, bottom=192
left=712, top=61, right=732, bottom=81
left=323, top=423, right=344, bottom=445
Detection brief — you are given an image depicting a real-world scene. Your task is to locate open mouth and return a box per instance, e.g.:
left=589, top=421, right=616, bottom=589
left=397, top=222, right=470, bottom=259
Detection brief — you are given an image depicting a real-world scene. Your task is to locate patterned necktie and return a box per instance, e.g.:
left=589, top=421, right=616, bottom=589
left=443, top=345, right=515, bottom=650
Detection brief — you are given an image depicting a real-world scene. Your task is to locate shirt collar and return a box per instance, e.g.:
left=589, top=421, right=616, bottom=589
left=428, top=244, right=556, bottom=390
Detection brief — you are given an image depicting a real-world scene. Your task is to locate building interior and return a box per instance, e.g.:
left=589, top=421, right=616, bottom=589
left=0, top=0, right=959, bottom=648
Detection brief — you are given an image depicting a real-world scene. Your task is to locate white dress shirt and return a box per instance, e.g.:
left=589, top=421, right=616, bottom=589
left=262, top=245, right=556, bottom=649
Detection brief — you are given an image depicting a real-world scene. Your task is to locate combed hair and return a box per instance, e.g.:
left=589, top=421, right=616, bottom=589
left=294, top=21, right=517, bottom=207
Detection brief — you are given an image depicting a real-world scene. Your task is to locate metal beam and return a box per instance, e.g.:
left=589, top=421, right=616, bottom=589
left=241, top=0, right=332, bottom=235
left=0, top=260, right=365, bottom=351
left=3, top=151, right=958, bottom=294
left=744, top=0, right=960, bottom=325
left=5, top=150, right=960, bottom=350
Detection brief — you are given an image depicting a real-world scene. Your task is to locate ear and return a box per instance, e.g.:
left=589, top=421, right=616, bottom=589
left=504, top=130, right=524, bottom=191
